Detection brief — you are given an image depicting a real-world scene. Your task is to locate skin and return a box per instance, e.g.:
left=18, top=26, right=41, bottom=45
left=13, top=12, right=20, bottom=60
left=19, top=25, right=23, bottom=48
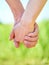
left=24, top=23, right=38, bottom=48
left=6, top=0, right=39, bottom=48
left=6, top=0, right=24, bottom=24
left=13, top=22, right=38, bottom=48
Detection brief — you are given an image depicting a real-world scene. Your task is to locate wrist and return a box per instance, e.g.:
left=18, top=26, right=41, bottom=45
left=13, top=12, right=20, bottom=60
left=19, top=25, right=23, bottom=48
left=14, top=10, right=24, bottom=26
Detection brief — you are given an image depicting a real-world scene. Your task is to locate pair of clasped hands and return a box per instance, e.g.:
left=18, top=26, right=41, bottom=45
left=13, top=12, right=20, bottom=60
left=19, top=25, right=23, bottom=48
left=6, top=0, right=38, bottom=48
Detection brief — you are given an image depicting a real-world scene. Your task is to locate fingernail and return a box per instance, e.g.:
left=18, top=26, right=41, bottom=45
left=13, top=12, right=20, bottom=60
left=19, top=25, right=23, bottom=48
left=14, top=42, right=19, bottom=48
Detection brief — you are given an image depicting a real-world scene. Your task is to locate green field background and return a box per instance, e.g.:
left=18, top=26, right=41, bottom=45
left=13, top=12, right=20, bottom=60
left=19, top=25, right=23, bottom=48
left=0, top=20, right=49, bottom=65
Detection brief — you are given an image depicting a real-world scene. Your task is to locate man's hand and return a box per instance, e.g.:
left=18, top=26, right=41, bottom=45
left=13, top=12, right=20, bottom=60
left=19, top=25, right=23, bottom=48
left=24, top=23, right=39, bottom=48
left=10, top=23, right=39, bottom=48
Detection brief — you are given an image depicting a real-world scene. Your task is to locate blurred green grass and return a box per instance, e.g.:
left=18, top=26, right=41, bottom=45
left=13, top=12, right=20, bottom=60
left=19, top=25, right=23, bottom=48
left=0, top=20, right=49, bottom=65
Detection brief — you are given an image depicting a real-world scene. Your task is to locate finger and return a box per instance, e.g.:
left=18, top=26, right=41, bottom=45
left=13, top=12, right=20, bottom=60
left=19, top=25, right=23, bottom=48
left=24, top=40, right=37, bottom=48
left=10, top=30, right=15, bottom=40
left=24, top=36, right=38, bottom=42
left=14, top=39, right=20, bottom=48
left=27, top=23, right=39, bottom=37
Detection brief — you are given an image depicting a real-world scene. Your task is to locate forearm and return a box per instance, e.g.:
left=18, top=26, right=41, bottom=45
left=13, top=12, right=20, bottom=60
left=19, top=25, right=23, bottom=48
left=21, top=0, right=47, bottom=25
left=6, top=0, right=24, bottom=23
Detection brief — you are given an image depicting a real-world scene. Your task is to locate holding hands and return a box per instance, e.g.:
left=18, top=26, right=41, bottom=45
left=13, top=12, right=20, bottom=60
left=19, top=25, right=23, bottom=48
left=10, top=22, right=38, bottom=48
left=6, top=0, right=39, bottom=48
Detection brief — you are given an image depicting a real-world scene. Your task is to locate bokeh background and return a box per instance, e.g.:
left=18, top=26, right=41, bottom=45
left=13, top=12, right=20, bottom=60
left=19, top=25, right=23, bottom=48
left=0, top=0, right=49, bottom=65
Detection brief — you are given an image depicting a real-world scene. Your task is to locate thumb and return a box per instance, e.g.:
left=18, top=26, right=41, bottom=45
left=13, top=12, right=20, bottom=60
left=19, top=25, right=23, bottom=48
left=9, top=30, right=15, bottom=40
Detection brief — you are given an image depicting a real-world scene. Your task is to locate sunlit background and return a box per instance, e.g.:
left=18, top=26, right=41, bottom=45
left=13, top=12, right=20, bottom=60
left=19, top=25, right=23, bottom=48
left=0, top=0, right=49, bottom=24
left=0, top=0, right=49, bottom=65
